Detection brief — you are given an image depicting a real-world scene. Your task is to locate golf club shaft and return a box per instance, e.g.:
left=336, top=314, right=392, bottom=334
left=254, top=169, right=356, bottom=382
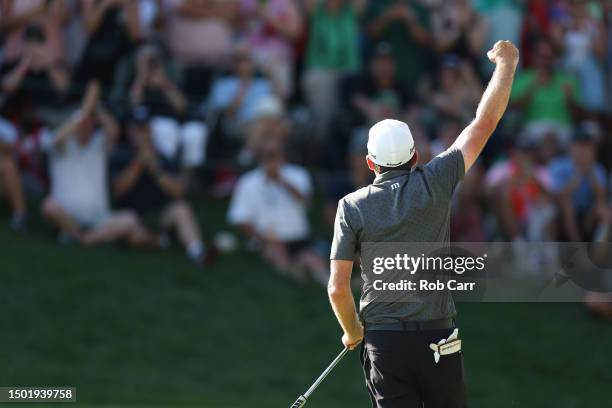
left=304, top=347, right=349, bottom=399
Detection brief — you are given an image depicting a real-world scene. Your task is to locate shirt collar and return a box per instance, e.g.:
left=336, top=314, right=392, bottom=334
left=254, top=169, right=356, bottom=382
left=373, top=168, right=413, bottom=185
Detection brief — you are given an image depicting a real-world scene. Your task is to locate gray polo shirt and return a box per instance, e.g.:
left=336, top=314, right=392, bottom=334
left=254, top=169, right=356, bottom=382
left=330, top=149, right=465, bottom=324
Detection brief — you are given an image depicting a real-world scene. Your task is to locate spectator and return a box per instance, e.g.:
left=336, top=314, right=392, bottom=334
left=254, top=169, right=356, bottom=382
left=240, top=94, right=288, bottom=166
left=430, top=115, right=486, bottom=241
left=428, top=55, right=483, bottom=125
left=549, top=122, right=608, bottom=242
left=323, top=130, right=372, bottom=227
left=475, top=0, right=524, bottom=56
left=348, top=42, right=415, bottom=127
left=552, top=0, right=608, bottom=113
left=1, top=24, right=70, bottom=123
left=0, top=0, right=69, bottom=65
left=111, top=107, right=209, bottom=264
left=0, top=117, right=26, bottom=232
left=130, top=44, right=188, bottom=117
left=163, top=0, right=240, bottom=100
left=0, top=118, right=52, bottom=234
left=533, top=130, right=561, bottom=166
left=431, top=0, right=489, bottom=76
left=430, top=116, right=464, bottom=157
left=345, top=42, right=424, bottom=168
left=239, top=0, right=303, bottom=99
left=510, top=36, right=579, bottom=146
left=302, top=0, right=364, bottom=141
left=365, top=0, right=432, bottom=91
left=41, top=82, right=158, bottom=247
left=130, top=44, right=208, bottom=170
left=0, top=0, right=610, bottom=288
left=76, top=0, right=142, bottom=92
left=485, top=140, right=556, bottom=241
left=451, top=164, right=487, bottom=242
left=207, top=44, right=276, bottom=139
left=520, top=0, right=554, bottom=67
left=228, top=140, right=328, bottom=284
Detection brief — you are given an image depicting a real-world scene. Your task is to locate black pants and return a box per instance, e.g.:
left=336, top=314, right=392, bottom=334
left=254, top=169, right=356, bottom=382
left=361, top=329, right=468, bottom=408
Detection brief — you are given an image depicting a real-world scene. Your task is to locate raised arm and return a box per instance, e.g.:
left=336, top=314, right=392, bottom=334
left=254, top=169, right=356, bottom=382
left=95, top=104, right=119, bottom=152
left=82, top=0, right=112, bottom=35
left=1, top=55, right=31, bottom=94
left=449, top=40, right=519, bottom=172
left=52, top=81, right=101, bottom=149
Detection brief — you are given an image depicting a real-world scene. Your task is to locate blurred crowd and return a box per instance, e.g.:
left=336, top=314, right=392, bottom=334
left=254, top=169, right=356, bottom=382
left=0, top=0, right=611, bottom=294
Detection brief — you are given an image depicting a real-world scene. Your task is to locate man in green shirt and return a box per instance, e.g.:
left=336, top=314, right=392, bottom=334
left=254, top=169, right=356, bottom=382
left=511, top=37, right=579, bottom=145
left=302, top=0, right=365, bottom=140
left=365, top=0, right=433, bottom=90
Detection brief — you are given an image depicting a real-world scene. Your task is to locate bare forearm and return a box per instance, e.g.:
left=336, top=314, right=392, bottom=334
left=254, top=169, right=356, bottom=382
left=155, top=172, right=186, bottom=198
left=113, top=160, right=143, bottom=197
left=474, top=62, right=516, bottom=129
left=162, top=83, right=188, bottom=114
left=328, top=258, right=360, bottom=335
left=329, top=289, right=361, bottom=335
left=453, top=62, right=516, bottom=170
left=48, top=65, right=70, bottom=93
left=2, top=65, right=28, bottom=94
left=83, top=1, right=109, bottom=34
left=451, top=40, right=518, bottom=172
left=96, top=106, right=119, bottom=148
left=53, top=113, right=82, bottom=148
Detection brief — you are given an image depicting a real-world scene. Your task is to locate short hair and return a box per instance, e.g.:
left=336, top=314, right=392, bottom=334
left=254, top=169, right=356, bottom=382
left=376, top=154, right=418, bottom=174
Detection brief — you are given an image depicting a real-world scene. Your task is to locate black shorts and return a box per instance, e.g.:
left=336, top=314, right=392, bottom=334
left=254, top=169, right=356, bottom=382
left=361, top=329, right=468, bottom=408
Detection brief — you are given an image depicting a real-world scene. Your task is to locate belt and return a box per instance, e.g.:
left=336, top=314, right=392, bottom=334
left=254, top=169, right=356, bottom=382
left=365, top=317, right=455, bottom=332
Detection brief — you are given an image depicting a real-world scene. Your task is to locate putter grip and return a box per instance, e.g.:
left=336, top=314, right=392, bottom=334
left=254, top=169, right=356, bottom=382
left=290, top=395, right=307, bottom=408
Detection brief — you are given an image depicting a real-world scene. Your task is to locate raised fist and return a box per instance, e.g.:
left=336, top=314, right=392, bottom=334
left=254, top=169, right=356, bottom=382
left=487, top=40, right=519, bottom=66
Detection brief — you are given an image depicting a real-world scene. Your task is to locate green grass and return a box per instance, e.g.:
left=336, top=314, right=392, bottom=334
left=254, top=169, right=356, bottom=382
left=1, top=197, right=611, bottom=407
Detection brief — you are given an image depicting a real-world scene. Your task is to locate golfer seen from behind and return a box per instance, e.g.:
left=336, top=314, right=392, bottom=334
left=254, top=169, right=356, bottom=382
left=329, top=41, right=519, bottom=407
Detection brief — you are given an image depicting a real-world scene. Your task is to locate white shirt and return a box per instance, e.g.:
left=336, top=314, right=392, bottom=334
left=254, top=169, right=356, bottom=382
left=228, top=164, right=312, bottom=241
left=47, top=131, right=110, bottom=226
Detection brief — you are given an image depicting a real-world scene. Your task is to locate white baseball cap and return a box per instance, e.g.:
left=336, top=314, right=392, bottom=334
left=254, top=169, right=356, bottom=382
left=367, top=119, right=415, bottom=167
